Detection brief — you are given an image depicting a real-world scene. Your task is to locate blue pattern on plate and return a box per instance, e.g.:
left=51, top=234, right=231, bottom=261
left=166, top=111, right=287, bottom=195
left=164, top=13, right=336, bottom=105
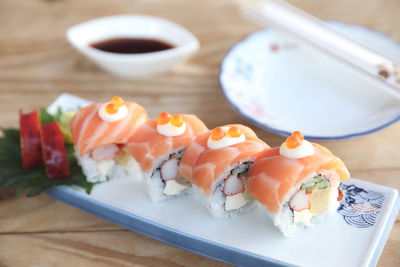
left=338, top=184, right=385, bottom=228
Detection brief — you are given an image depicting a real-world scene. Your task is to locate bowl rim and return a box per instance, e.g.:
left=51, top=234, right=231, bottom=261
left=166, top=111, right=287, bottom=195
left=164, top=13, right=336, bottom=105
left=66, top=14, right=200, bottom=61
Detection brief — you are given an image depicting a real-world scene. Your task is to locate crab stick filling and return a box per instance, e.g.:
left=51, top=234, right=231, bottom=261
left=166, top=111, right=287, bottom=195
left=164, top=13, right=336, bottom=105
left=223, top=174, right=247, bottom=211
left=280, top=131, right=314, bottom=159
left=222, top=162, right=253, bottom=211
left=207, top=126, right=245, bottom=150
left=158, top=151, right=190, bottom=196
left=156, top=112, right=186, bottom=137
left=289, top=174, right=339, bottom=226
left=98, top=96, right=128, bottom=122
left=161, top=157, right=185, bottom=195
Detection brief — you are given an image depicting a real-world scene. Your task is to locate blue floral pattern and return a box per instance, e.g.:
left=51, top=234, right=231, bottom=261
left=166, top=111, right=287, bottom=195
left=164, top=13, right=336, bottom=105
left=338, top=183, right=385, bottom=228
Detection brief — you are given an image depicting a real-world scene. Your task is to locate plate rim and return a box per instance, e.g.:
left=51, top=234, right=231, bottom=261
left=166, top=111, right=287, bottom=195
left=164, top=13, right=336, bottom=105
left=219, top=21, right=400, bottom=141
left=45, top=186, right=291, bottom=267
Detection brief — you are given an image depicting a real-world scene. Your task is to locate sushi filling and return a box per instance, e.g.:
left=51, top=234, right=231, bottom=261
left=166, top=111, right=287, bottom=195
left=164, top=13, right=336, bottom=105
left=222, top=162, right=254, bottom=211
left=78, top=145, right=138, bottom=183
left=288, top=174, right=337, bottom=227
left=151, top=150, right=191, bottom=196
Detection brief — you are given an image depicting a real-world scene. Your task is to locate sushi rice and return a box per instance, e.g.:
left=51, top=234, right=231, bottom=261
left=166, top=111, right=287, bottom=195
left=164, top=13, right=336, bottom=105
left=75, top=147, right=141, bottom=183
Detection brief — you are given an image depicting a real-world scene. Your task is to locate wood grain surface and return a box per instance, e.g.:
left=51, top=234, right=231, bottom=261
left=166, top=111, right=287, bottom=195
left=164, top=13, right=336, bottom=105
left=0, top=0, right=399, bottom=266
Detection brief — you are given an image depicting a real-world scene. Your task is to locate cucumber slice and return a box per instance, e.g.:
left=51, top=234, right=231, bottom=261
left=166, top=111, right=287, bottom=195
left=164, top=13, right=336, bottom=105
left=231, top=162, right=251, bottom=176
left=301, top=181, right=315, bottom=190
left=300, top=175, right=330, bottom=191
left=170, top=150, right=184, bottom=159
left=317, top=180, right=330, bottom=190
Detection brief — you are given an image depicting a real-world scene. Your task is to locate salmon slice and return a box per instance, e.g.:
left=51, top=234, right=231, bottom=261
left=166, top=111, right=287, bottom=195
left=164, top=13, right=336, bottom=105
left=178, top=124, right=270, bottom=195
left=247, top=144, right=350, bottom=214
left=126, top=114, right=208, bottom=173
left=69, top=102, right=148, bottom=156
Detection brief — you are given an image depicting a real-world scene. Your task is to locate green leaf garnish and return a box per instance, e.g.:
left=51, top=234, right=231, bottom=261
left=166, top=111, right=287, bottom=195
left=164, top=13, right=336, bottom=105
left=39, top=107, right=63, bottom=124
left=0, top=128, right=94, bottom=197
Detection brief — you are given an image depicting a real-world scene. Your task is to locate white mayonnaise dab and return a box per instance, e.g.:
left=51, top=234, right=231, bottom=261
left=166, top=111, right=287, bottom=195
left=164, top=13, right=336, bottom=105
left=98, top=103, right=128, bottom=122
left=279, top=140, right=315, bottom=159
left=207, top=127, right=246, bottom=149
left=157, top=121, right=186, bottom=136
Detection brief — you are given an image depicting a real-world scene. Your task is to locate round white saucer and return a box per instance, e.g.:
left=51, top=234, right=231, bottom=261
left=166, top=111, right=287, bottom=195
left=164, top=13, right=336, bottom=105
left=220, top=21, right=400, bottom=140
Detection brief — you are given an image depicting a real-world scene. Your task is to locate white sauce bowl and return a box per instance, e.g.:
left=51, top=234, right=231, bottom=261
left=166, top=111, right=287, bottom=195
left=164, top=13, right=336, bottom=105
left=66, top=15, right=200, bottom=79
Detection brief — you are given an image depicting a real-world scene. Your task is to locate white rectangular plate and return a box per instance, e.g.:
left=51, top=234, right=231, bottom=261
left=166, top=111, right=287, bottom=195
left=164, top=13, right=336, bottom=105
left=45, top=94, right=400, bottom=267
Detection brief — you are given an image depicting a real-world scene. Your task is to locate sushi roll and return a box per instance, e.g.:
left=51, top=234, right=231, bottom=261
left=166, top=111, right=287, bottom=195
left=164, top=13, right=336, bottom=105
left=179, top=125, right=269, bottom=218
left=247, top=131, right=350, bottom=236
left=69, top=96, right=148, bottom=183
left=126, top=112, right=208, bottom=202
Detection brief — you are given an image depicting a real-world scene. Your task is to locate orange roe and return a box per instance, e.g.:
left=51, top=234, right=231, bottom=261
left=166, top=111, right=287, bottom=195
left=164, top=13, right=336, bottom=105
left=170, top=114, right=184, bottom=127
left=226, top=126, right=241, bottom=138
left=211, top=127, right=225, bottom=141
left=157, top=112, right=170, bottom=125
left=105, top=103, right=118, bottom=114
left=111, top=96, right=124, bottom=107
left=286, top=131, right=304, bottom=149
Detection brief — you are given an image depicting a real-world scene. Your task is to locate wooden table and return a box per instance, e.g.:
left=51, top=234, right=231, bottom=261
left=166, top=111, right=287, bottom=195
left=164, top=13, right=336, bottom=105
left=0, top=0, right=399, bottom=266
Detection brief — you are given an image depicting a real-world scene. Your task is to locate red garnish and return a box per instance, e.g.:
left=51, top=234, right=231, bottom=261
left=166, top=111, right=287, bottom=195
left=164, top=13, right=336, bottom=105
left=40, top=121, right=70, bottom=179
left=337, top=188, right=343, bottom=201
left=19, top=110, right=43, bottom=169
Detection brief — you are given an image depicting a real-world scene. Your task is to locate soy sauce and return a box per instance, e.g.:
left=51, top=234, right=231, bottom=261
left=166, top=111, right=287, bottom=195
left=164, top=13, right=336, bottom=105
left=90, top=38, right=174, bottom=54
